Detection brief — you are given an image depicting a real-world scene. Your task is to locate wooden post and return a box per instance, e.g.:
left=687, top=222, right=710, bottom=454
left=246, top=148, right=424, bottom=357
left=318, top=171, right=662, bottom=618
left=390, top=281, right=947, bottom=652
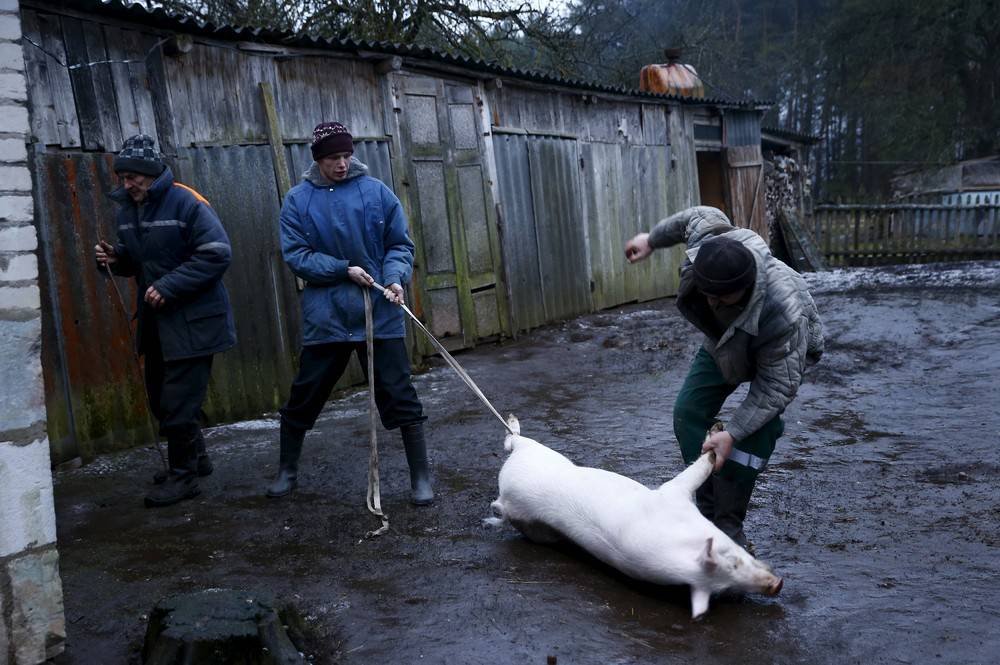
left=259, top=81, right=292, bottom=198
left=259, top=81, right=301, bottom=291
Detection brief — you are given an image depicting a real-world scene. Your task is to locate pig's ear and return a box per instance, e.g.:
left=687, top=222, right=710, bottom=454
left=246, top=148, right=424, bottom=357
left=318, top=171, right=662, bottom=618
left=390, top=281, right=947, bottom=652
left=699, top=537, right=718, bottom=572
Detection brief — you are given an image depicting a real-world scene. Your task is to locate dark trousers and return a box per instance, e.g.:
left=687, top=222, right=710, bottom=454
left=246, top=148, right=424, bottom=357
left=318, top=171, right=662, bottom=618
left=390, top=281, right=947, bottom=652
left=673, top=347, right=784, bottom=483
left=143, top=319, right=214, bottom=471
left=280, top=339, right=425, bottom=432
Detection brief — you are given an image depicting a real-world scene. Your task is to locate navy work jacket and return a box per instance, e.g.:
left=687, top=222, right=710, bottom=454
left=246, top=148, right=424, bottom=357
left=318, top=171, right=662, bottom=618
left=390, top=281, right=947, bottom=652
left=105, top=167, right=236, bottom=361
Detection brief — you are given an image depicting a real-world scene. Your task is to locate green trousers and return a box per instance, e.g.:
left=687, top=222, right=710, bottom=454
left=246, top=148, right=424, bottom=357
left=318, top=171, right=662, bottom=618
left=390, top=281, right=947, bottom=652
left=673, top=347, right=785, bottom=483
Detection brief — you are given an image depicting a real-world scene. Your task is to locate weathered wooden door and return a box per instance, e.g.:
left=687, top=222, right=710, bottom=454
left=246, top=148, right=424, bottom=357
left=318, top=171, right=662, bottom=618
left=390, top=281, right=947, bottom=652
left=394, top=74, right=508, bottom=350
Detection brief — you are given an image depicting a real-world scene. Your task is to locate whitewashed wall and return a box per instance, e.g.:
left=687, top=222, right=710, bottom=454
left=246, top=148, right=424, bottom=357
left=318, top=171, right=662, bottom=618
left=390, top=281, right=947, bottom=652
left=0, top=0, right=65, bottom=661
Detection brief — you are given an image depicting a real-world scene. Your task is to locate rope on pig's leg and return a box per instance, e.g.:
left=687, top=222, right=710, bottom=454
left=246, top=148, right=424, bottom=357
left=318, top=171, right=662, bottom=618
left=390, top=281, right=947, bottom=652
left=369, top=282, right=514, bottom=436
left=362, top=288, right=389, bottom=539
left=99, top=251, right=168, bottom=472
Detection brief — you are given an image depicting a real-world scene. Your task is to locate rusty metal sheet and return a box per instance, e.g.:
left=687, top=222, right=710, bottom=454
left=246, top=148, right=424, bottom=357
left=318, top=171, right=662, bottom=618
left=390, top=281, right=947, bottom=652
left=35, top=150, right=154, bottom=463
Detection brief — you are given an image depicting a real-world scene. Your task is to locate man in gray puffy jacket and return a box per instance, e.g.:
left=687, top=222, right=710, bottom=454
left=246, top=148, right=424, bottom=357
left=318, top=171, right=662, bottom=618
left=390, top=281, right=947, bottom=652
left=625, top=206, right=823, bottom=549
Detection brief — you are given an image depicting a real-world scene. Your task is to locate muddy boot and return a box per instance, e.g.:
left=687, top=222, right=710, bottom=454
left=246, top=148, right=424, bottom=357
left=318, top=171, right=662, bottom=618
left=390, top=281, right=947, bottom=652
left=266, top=421, right=306, bottom=498
left=400, top=422, right=434, bottom=506
left=712, top=474, right=757, bottom=551
left=145, top=434, right=200, bottom=508
left=153, top=431, right=212, bottom=484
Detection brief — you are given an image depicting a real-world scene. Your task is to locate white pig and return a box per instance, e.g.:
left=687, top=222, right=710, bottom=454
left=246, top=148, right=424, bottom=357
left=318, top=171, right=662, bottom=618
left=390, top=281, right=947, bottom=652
left=486, top=415, right=783, bottom=618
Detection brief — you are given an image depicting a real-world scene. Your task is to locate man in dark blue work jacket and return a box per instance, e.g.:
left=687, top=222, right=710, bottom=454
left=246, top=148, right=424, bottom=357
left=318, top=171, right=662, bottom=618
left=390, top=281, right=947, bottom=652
left=95, top=134, right=236, bottom=508
left=265, top=121, right=433, bottom=506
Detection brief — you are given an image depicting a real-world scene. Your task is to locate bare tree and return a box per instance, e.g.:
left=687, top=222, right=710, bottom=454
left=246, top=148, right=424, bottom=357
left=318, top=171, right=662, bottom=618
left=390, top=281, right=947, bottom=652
left=149, top=0, right=569, bottom=65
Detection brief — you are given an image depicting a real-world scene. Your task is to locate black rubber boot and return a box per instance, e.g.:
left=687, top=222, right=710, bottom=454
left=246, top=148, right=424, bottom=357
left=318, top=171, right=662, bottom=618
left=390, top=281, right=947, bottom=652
left=712, top=474, right=757, bottom=551
left=145, top=433, right=200, bottom=508
left=266, top=421, right=306, bottom=498
left=401, top=422, right=434, bottom=506
left=153, top=430, right=212, bottom=484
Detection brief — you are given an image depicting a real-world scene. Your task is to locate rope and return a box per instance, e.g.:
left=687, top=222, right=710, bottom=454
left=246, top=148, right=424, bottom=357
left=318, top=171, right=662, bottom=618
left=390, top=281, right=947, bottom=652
left=362, top=288, right=390, bottom=539
left=98, top=244, right=168, bottom=472
left=369, top=282, right=514, bottom=436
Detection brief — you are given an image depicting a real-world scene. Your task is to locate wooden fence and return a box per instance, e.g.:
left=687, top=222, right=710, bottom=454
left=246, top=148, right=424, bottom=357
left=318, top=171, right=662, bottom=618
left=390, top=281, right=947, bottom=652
left=812, top=198, right=1000, bottom=267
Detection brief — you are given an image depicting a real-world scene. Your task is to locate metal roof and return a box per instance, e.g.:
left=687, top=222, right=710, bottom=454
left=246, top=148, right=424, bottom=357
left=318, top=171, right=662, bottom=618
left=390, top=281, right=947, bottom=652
left=761, top=125, right=822, bottom=145
left=38, top=0, right=769, bottom=109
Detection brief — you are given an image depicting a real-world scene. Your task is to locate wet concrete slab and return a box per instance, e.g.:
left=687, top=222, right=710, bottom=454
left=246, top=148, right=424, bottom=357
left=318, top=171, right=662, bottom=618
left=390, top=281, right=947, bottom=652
left=51, top=262, right=1000, bottom=664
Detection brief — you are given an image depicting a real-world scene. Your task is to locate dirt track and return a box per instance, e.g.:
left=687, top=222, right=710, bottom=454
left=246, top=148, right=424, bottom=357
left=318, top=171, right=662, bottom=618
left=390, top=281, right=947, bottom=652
left=52, top=262, right=1000, bottom=664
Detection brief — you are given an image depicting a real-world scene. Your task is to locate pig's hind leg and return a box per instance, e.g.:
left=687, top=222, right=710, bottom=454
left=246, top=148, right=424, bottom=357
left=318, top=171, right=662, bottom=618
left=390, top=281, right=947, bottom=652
left=509, top=518, right=563, bottom=544
left=482, top=499, right=507, bottom=528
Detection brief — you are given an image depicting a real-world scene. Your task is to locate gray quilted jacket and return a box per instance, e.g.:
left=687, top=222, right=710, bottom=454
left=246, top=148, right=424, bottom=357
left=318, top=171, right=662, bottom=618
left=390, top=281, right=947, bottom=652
left=649, top=206, right=824, bottom=442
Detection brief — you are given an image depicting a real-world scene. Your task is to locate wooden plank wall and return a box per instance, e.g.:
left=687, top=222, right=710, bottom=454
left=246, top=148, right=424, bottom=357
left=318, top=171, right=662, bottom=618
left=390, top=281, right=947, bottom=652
left=813, top=201, right=1000, bottom=266
left=22, top=4, right=719, bottom=460
left=488, top=86, right=687, bottom=321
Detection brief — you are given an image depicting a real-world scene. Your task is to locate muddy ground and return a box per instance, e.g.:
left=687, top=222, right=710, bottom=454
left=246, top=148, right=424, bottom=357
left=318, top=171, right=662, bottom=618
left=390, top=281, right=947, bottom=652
left=51, top=262, right=1000, bottom=664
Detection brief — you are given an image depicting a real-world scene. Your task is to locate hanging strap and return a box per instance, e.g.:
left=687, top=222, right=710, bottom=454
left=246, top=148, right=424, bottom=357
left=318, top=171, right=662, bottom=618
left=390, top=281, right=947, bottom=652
left=363, top=288, right=390, bottom=539
left=370, top=282, right=514, bottom=436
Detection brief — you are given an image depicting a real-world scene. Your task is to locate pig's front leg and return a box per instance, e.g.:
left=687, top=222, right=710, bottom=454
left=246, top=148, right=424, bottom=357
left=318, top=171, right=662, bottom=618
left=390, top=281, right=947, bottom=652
left=659, top=451, right=716, bottom=496
left=690, top=586, right=711, bottom=619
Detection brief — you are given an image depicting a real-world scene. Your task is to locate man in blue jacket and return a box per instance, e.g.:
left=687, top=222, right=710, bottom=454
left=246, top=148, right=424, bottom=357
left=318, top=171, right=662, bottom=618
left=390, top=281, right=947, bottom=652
left=95, top=134, right=236, bottom=508
left=266, top=121, right=433, bottom=505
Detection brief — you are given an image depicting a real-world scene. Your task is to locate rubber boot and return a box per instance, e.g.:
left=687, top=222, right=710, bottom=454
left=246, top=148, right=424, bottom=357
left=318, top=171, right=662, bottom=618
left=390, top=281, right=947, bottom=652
left=400, top=423, right=434, bottom=506
left=712, top=474, right=757, bottom=552
left=266, top=421, right=306, bottom=498
left=145, top=433, right=200, bottom=508
left=153, top=430, right=212, bottom=484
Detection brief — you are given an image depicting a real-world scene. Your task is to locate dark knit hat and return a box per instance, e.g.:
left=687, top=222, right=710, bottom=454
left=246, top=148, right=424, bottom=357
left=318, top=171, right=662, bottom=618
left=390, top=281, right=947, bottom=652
left=311, top=122, right=354, bottom=161
left=113, top=134, right=165, bottom=176
left=692, top=236, right=756, bottom=295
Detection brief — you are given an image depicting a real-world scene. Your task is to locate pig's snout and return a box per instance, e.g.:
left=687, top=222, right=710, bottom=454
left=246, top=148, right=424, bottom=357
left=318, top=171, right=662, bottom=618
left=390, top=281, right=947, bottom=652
left=765, top=577, right=783, bottom=596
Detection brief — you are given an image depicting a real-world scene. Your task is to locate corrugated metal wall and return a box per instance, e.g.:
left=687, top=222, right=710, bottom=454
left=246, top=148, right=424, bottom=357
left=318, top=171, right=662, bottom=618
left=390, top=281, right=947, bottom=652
left=34, top=151, right=155, bottom=462
left=723, top=110, right=762, bottom=147
left=493, top=133, right=591, bottom=330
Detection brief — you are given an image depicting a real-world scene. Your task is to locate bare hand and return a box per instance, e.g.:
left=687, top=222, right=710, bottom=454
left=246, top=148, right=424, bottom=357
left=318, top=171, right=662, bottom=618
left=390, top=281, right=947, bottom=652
left=348, top=266, right=374, bottom=288
left=383, top=283, right=405, bottom=305
left=624, top=233, right=652, bottom=263
left=702, top=430, right=735, bottom=472
left=95, top=240, right=118, bottom=266
left=144, top=285, right=166, bottom=308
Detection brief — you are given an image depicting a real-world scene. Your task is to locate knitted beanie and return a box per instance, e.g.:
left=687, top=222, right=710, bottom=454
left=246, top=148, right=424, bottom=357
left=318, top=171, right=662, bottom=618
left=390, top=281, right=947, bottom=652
left=311, top=122, right=354, bottom=160
left=692, top=236, right=756, bottom=295
left=113, top=134, right=165, bottom=176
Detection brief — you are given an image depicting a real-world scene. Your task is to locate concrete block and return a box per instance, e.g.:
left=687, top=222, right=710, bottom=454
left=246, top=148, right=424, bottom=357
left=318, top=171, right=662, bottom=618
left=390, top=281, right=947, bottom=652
left=0, top=42, right=24, bottom=72
left=0, top=71, right=25, bottom=102
left=0, top=251, right=36, bottom=281
left=0, top=283, right=38, bottom=309
left=0, top=11, right=21, bottom=41
left=0, top=223, right=35, bottom=250
left=0, top=439, right=56, bottom=557
left=0, top=103, right=28, bottom=135
left=0, top=137, right=27, bottom=162
left=0, top=317, right=44, bottom=433
left=0, top=193, right=32, bottom=222
left=7, top=548, right=66, bottom=663
left=0, top=164, right=30, bottom=191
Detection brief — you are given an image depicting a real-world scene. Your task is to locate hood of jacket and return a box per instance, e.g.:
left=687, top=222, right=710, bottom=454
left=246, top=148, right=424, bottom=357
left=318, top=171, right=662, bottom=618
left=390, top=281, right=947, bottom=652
left=302, top=157, right=369, bottom=187
left=108, top=166, right=175, bottom=206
